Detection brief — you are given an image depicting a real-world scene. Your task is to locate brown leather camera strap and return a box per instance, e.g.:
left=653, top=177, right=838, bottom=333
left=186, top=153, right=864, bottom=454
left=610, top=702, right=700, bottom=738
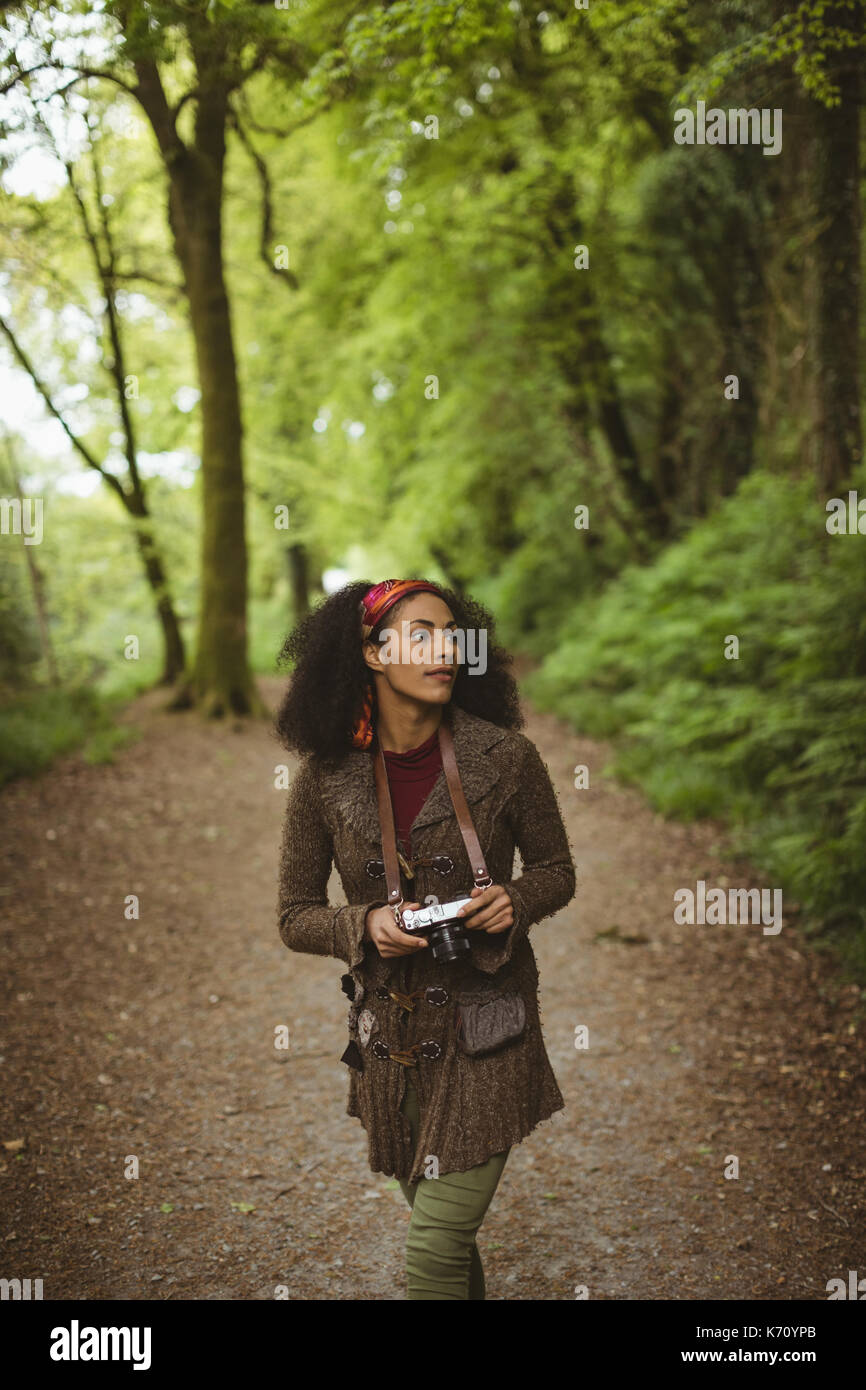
left=373, top=737, right=403, bottom=909
left=372, top=715, right=492, bottom=916
left=437, top=719, right=492, bottom=888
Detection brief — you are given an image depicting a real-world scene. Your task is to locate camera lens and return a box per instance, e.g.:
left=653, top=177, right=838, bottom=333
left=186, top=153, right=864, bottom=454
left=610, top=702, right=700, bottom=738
left=430, top=924, right=472, bottom=964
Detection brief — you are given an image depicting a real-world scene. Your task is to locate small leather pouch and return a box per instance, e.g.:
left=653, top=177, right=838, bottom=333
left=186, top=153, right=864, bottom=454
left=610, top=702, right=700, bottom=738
left=340, top=1040, right=364, bottom=1073
left=455, top=991, right=526, bottom=1056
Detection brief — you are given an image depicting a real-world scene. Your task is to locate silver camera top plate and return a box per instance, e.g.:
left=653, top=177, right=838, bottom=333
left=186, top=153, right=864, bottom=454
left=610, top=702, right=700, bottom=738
left=402, top=897, right=474, bottom=932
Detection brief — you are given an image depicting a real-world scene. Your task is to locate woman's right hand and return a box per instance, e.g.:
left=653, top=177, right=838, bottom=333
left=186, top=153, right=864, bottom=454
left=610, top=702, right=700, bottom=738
left=364, top=902, right=429, bottom=958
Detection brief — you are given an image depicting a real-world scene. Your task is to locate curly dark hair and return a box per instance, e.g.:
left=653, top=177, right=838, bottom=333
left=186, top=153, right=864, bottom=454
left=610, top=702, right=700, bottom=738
left=274, top=579, right=524, bottom=763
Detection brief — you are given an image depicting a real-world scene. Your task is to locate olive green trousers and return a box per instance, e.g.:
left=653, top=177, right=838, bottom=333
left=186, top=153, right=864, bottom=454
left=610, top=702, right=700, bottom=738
left=397, top=1071, right=510, bottom=1300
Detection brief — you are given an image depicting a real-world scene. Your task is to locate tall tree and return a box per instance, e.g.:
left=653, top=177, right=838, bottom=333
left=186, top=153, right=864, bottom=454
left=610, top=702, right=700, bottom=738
left=1, top=437, right=59, bottom=686
left=0, top=101, right=188, bottom=683
left=802, top=2, right=862, bottom=490
left=1, top=0, right=346, bottom=713
left=124, top=6, right=256, bottom=713
left=682, top=0, right=865, bottom=494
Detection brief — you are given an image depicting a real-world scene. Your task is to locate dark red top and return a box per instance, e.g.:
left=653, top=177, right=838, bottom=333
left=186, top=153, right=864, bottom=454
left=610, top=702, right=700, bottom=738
left=381, top=727, right=443, bottom=857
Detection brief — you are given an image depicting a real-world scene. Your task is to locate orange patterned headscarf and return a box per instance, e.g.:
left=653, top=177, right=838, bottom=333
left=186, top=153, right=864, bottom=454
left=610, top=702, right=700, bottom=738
left=350, top=579, right=444, bottom=748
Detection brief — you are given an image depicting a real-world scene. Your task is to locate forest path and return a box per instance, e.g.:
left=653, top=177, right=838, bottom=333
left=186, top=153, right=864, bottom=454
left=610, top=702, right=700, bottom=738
left=1, top=677, right=863, bottom=1301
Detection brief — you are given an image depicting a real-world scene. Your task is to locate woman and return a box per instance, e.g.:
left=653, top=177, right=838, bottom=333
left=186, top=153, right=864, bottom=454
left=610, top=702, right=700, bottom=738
left=275, top=578, right=576, bottom=1300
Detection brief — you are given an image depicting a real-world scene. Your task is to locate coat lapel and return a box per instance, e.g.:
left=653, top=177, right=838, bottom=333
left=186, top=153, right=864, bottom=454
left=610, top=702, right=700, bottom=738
left=317, top=704, right=507, bottom=845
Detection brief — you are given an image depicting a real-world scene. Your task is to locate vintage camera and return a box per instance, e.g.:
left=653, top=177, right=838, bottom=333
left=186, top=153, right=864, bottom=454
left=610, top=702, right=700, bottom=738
left=400, top=896, right=474, bottom=964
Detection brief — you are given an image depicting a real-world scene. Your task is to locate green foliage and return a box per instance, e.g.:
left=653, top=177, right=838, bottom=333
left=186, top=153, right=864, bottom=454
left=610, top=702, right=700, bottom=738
left=81, top=719, right=141, bottom=765
left=0, top=682, right=143, bottom=785
left=0, top=538, right=42, bottom=691
left=526, top=468, right=866, bottom=947
left=0, top=686, right=98, bottom=784
left=677, top=0, right=866, bottom=108
left=0, top=474, right=181, bottom=784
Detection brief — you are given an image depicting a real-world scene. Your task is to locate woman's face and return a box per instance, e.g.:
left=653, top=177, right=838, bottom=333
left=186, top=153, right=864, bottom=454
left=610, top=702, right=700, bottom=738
left=363, top=592, right=459, bottom=706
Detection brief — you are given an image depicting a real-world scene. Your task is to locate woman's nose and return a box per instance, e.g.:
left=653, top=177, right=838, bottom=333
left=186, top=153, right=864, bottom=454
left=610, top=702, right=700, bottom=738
left=432, top=631, right=454, bottom=665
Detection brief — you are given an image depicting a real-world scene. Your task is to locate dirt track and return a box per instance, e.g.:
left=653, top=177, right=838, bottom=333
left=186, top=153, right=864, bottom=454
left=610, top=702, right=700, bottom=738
left=1, top=677, right=863, bottom=1300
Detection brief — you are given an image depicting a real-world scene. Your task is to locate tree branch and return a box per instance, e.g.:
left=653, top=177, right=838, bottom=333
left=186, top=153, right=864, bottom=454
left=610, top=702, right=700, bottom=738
left=131, top=57, right=188, bottom=165
left=83, top=119, right=144, bottom=496
left=112, top=269, right=185, bottom=296
left=234, top=84, right=335, bottom=139
left=0, top=62, right=138, bottom=98
left=0, top=315, right=127, bottom=502
left=228, top=105, right=300, bottom=292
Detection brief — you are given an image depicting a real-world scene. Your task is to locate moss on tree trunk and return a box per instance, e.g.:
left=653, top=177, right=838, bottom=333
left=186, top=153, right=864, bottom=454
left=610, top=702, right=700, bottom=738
left=164, top=85, right=264, bottom=719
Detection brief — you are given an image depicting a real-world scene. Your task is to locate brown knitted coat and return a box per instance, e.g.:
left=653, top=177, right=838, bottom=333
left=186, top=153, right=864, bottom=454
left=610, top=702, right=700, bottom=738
left=277, top=702, right=576, bottom=1183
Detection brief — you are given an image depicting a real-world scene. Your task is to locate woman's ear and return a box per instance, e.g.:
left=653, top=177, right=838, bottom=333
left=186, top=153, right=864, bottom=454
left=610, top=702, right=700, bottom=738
left=362, top=638, right=382, bottom=674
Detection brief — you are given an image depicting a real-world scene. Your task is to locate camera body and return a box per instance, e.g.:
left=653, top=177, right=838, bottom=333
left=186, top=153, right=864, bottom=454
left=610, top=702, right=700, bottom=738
left=400, top=896, right=474, bottom=964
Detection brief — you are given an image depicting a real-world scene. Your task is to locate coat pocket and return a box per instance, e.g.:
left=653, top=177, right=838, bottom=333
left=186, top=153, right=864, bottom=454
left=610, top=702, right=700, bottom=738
left=454, top=990, right=526, bottom=1056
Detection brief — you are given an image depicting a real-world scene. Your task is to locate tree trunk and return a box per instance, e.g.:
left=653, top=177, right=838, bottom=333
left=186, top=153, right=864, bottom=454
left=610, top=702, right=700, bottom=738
left=509, top=27, right=669, bottom=547
left=126, top=497, right=186, bottom=684
left=804, top=8, right=862, bottom=493
left=286, top=541, right=310, bottom=621
left=708, top=222, right=765, bottom=503
left=8, top=463, right=59, bottom=685
left=165, top=87, right=263, bottom=717
left=654, top=349, right=688, bottom=521
left=541, top=174, right=668, bottom=548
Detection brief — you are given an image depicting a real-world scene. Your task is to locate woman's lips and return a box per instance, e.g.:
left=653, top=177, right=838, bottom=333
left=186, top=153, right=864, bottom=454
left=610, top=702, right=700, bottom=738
left=425, top=670, right=454, bottom=681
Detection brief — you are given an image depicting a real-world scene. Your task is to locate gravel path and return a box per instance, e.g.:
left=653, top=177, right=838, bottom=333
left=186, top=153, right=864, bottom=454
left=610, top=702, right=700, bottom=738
left=1, top=677, right=863, bottom=1300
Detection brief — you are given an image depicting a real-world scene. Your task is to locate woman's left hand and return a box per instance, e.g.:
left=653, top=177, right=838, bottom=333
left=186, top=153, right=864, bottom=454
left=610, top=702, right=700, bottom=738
left=455, top=884, right=514, bottom=935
